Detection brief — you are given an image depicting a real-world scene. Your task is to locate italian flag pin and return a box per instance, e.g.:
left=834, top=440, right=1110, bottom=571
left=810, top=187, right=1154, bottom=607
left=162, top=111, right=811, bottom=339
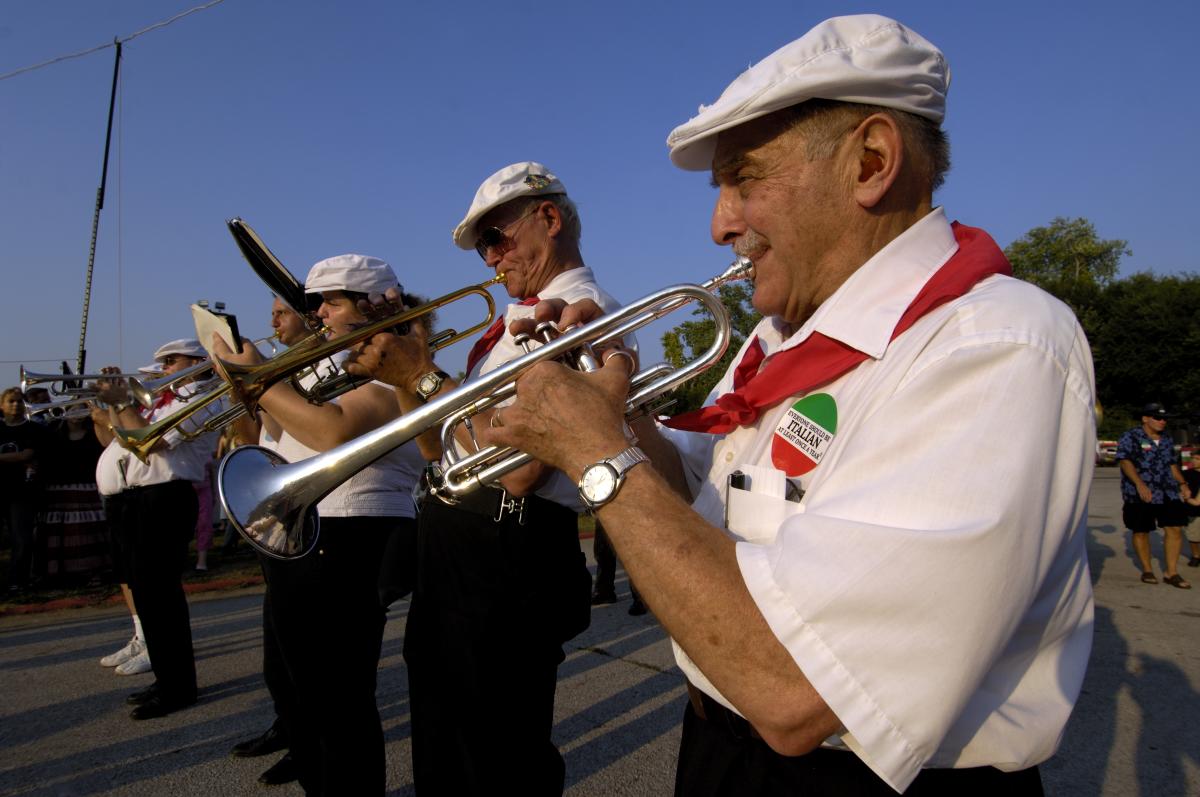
left=771, top=393, right=837, bottom=477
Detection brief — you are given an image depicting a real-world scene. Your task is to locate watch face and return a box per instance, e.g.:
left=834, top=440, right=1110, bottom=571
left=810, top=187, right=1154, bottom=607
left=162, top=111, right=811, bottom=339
left=418, top=374, right=439, bottom=395
left=581, top=463, right=618, bottom=504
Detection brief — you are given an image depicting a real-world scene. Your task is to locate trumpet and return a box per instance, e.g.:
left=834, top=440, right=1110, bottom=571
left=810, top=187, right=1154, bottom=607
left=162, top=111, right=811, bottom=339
left=218, top=257, right=753, bottom=559
left=112, top=334, right=278, bottom=461
left=126, top=335, right=279, bottom=409
left=114, top=378, right=236, bottom=462
left=19, top=366, right=137, bottom=396
left=214, top=276, right=506, bottom=412
left=25, top=394, right=100, bottom=421
left=221, top=216, right=504, bottom=411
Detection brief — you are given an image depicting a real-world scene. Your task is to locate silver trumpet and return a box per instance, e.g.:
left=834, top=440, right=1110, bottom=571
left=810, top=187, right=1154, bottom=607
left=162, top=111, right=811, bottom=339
left=218, top=257, right=754, bottom=560
left=20, top=366, right=133, bottom=396
left=25, top=394, right=101, bottom=421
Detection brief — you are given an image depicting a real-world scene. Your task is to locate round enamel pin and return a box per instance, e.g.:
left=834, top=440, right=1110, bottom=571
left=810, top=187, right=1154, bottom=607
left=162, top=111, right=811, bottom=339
left=771, top=393, right=837, bottom=476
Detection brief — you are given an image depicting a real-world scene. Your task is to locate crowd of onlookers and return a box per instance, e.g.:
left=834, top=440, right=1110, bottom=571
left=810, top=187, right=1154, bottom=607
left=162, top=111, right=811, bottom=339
left=0, top=385, right=227, bottom=597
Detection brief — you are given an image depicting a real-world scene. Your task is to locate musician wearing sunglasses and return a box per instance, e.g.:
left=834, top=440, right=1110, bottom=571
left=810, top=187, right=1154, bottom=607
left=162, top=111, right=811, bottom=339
left=90, top=339, right=212, bottom=719
left=476, top=17, right=1095, bottom=796
left=213, top=255, right=424, bottom=795
left=346, top=162, right=632, bottom=794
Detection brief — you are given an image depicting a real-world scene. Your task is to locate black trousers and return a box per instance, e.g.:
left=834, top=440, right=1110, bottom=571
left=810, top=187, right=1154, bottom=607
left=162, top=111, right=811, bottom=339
left=3, top=496, right=38, bottom=589
left=675, top=698, right=1044, bottom=796
left=267, top=515, right=393, bottom=796
left=117, top=481, right=198, bottom=699
left=404, top=494, right=591, bottom=796
left=257, top=515, right=415, bottom=759
left=258, top=555, right=294, bottom=749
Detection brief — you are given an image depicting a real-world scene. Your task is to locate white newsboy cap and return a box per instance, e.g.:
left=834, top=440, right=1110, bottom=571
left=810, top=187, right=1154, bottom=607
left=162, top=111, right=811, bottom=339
left=304, top=254, right=400, bottom=296
left=667, top=15, right=950, bottom=171
left=153, top=339, right=206, bottom=361
left=452, top=162, right=566, bottom=250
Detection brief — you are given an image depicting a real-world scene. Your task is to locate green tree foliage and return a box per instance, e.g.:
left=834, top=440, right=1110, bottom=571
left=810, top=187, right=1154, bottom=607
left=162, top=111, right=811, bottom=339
left=1005, top=217, right=1129, bottom=331
left=660, top=283, right=761, bottom=413
left=1088, top=272, right=1200, bottom=437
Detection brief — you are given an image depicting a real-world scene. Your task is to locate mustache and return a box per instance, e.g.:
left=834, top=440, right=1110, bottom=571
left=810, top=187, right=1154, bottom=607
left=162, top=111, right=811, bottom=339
left=732, top=230, right=768, bottom=261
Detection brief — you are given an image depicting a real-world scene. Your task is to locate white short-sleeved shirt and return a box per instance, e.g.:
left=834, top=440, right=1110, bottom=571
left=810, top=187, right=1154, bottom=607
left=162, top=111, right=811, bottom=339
left=124, top=387, right=224, bottom=487
left=95, top=439, right=129, bottom=496
left=662, top=209, right=1096, bottom=792
left=461, top=265, right=635, bottom=510
left=258, top=370, right=422, bottom=519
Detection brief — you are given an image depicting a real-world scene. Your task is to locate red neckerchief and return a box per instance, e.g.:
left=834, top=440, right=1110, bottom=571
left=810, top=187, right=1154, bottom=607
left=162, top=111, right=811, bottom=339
left=464, top=297, right=539, bottom=376
left=152, top=388, right=177, bottom=412
left=663, top=223, right=1012, bottom=434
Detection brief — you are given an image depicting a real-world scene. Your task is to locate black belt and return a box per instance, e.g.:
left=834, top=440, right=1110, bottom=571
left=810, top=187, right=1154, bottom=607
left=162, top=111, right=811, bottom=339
left=418, top=469, right=527, bottom=523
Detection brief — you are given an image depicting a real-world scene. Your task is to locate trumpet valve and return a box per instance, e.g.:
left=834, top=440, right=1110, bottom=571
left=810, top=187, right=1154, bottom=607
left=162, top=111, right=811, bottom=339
left=534, top=321, right=559, bottom=344
left=513, top=332, right=534, bottom=353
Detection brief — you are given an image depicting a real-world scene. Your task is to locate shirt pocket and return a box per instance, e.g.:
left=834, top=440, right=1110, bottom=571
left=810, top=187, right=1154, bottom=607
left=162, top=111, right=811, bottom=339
left=725, top=463, right=805, bottom=545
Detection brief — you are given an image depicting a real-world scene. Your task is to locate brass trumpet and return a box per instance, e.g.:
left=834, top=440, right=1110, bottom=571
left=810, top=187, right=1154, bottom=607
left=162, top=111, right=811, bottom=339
left=114, top=378, right=236, bottom=463
left=214, top=275, right=506, bottom=413
left=221, top=216, right=505, bottom=412
left=218, top=257, right=753, bottom=559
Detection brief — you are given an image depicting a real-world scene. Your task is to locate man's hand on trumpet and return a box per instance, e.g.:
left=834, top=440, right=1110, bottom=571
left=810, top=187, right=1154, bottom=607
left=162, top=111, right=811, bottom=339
left=343, top=288, right=435, bottom=395
left=476, top=349, right=636, bottom=482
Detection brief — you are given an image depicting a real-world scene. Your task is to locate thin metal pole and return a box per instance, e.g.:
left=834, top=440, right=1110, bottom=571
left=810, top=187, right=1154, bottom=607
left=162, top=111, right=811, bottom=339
left=77, top=40, right=122, bottom=374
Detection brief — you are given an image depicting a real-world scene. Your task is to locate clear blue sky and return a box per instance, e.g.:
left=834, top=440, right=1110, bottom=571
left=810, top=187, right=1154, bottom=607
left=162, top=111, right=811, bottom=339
left=2, top=0, right=1197, bottom=388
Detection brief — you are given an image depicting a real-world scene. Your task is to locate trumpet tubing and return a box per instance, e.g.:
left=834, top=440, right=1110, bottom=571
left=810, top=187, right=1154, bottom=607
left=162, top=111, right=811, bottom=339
left=115, top=382, right=234, bottom=463
left=218, top=257, right=754, bottom=560
left=19, top=366, right=138, bottom=395
left=214, top=276, right=506, bottom=413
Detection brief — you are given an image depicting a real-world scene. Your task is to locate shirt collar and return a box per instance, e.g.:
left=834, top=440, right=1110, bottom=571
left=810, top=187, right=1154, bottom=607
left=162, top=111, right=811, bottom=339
left=528, top=265, right=592, bottom=301
left=761, top=208, right=957, bottom=358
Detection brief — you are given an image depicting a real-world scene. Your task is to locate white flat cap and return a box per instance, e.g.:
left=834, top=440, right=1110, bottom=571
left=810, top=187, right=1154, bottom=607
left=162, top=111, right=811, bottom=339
left=452, top=162, right=566, bottom=250
left=304, top=254, right=400, bottom=296
left=153, top=339, right=206, bottom=361
left=667, top=15, right=950, bottom=171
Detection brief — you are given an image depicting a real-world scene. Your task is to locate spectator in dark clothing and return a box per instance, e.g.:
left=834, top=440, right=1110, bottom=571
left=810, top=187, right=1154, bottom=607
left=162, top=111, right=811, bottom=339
left=1, top=387, right=50, bottom=593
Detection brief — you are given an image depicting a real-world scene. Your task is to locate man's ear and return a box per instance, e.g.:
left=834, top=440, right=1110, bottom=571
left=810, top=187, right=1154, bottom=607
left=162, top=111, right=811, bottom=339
left=850, top=113, right=903, bottom=209
left=538, top=200, right=563, bottom=238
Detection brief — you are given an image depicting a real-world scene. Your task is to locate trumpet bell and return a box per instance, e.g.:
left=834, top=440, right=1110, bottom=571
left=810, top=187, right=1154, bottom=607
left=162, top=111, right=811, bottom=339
left=218, top=446, right=319, bottom=559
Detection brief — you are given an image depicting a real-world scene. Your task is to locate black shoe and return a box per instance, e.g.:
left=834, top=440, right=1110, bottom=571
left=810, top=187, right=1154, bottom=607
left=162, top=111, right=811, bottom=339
left=628, top=598, right=648, bottom=616
left=1188, top=557, right=1200, bottom=568
left=231, top=724, right=288, bottom=758
left=591, top=589, right=617, bottom=606
left=126, top=682, right=161, bottom=706
left=129, top=691, right=197, bottom=720
left=258, top=753, right=299, bottom=786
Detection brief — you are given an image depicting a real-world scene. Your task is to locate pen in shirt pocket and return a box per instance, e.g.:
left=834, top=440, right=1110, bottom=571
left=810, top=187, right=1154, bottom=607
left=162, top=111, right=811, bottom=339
left=724, top=470, right=747, bottom=528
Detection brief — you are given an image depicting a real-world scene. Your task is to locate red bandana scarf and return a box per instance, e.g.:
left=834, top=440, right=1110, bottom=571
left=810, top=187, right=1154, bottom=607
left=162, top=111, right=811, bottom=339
left=663, top=223, right=1012, bottom=434
left=152, top=388, right=177, bottom=412
left=464, top=297, right=540, bottom=376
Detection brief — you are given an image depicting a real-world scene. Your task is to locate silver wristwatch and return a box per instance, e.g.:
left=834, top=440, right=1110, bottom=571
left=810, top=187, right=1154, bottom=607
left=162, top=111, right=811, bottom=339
left=578, top=446, right=649, bottom=510
left=415, top=370, right=449, bottom=402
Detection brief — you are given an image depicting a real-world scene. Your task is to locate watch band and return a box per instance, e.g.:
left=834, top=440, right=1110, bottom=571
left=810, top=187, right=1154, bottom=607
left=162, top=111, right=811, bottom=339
left=578, top=445, right=649, bottom=510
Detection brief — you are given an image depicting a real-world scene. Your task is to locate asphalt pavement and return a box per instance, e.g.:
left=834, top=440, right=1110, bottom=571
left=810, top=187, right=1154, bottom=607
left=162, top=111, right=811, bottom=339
left=0, top=469, right=1197, bottom=796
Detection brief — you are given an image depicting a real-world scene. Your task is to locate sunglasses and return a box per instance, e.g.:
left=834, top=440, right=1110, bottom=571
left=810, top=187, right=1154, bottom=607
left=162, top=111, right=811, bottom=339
left=474, top=206, right=539, bottom=259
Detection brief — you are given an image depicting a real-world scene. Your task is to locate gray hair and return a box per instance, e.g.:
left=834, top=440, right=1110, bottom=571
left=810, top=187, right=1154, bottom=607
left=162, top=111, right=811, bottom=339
left=514, top=193, right=582, bottom=247
left=779, top=99, right=951, bottom=192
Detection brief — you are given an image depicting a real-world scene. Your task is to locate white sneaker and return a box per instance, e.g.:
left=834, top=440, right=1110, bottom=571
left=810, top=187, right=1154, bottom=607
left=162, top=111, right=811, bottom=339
left=115, top=646, right=152, bottom=675
left=100, top=637, right=141, bottom=668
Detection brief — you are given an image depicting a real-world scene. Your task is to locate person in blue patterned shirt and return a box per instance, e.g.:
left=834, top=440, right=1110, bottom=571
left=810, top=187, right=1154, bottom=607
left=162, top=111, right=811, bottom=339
left=1116, top=402, right=1193, bottom=588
